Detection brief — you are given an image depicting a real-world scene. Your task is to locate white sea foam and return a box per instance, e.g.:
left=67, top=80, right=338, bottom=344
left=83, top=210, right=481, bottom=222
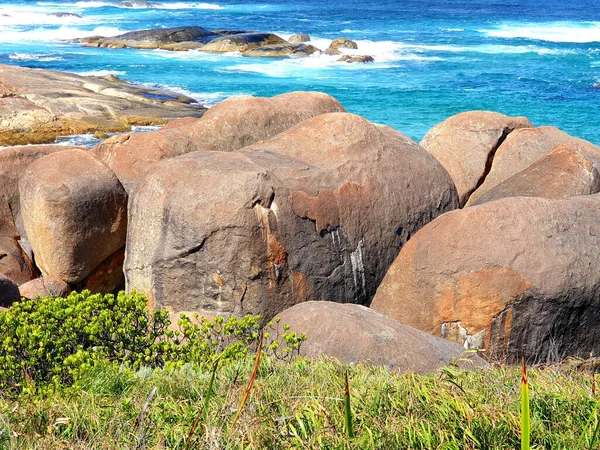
left=155, top=3, right=224, bottom=10
left=9, top=53, right=65, bottom=62
left=0, top=5, right=97, bottom=26
left=72, top=69, right=127, bottom=76
left=480, top=22, right=600, bottom=43
left=0, top=25, right=125, bottom=43
left=39, top=0, right=223, bottom=9
left=137, top=81, right=228, bottom=106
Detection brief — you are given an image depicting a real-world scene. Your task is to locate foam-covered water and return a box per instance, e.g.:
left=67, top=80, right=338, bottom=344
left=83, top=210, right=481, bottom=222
left=1, top=0, right=599, bottom=143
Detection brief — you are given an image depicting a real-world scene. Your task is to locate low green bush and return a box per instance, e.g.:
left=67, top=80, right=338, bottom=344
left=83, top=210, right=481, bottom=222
left=0, top=290, right=305, bottom=394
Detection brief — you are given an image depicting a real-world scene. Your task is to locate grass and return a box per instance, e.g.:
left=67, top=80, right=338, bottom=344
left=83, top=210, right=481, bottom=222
left=0, top=357, right=599, bottom=449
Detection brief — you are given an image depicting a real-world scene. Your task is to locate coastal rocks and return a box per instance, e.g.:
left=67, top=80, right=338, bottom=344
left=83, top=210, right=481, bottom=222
left=469, top=143, right=600, bottom=206
left=466, top=126, right=575, bottom=205
left=19, top=276, right=71, bottom=299
left=288, top=34, right=310, bottom=43
left=0, top=65, right=205, bottom=146
left=79, top=26, right=216, bottom=50
left=242, top=43, right=319, bottom=58
left=48, top=12, right=83, bottom=18
left=0, top=237, right=36, bottom=285
left=0, top=145, right=73, bottom=237
left=273, top=301, right=485, bottom=372
left=338, top=55, right=374, bottom=63
left=0, top=275, right=20, bottom=307
left=328, top=37, right=358, bottom=51
left=125, top=112, right=458, bottom=319
left=93, top=92, right=345, bottom=190
left=201, top=33, right=287, bottom=52
left=420, top=111, right=532, bottom=206
left=19, top=149, right=128, bottom=284
left=371, top=194, right=600, bottom=363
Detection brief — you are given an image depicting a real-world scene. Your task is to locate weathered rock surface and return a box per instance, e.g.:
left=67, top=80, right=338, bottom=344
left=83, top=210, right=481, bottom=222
left=93, top=92, right=345, bottom=191
left=467, top=126, right=575, bottom=205
left=77, top=26, right=216, bottom=50
left=273, top=301, right=485, bottom=372
left=242, top=43, right=319, bottom=57
left=201, top=32, right=287, bottom=52
left=0, top=236, right=36, bottom=285
left=126, top=112, right=458, bottom=319
left=328, top=37, right=358, bottom=51
left=0, top=274, right=20, bottom=306
left=48, top=12, right=83, bottom=18
left=288, top=34, right=310, bottom=43
left=0, top=145, right=79, bottom=243
left=420, top=111, right=532, bottom=206
left=470, top=143, right=600, bottom=205
left=19, top=276, right=71, bottom=299
left=338, top=55, right=374, bottom=63
left=371, top=194, right=600, bottom=363
left=20, top=149, right=128, bottom=283
left=79, top=248, right=125, bottom=294
left=0, top=65, right=205, bottom=146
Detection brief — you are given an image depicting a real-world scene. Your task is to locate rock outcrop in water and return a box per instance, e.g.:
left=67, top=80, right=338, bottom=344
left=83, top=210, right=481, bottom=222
left=69, top=26, right=376, bottom=61
left=0, top=65, right=205, bottom=146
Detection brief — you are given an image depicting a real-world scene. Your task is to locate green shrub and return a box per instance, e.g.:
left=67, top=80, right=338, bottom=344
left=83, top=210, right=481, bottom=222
left=0, top=290, right=305, bottom=394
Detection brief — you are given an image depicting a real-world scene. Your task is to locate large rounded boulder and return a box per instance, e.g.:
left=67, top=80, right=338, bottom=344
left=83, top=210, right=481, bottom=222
left=420, top=111, right=532, bottom=206
left=0, top=145, right=82, bottom=245
left=469, top=143, right=600, bottom=205
left=273, top=301, right=485, bottom=372
left=466, top=126, right=574, bottom=205
left=93, top=92, right=345, bottom=191
left=126, top=112, right=458, bottom=319
left=0, top=236, right=36, bottom=285
left=371, top=194, right=600, bottom=363
left=19, top=276, right=71, bottom=299
left=19, top=149, right=128, bottom=283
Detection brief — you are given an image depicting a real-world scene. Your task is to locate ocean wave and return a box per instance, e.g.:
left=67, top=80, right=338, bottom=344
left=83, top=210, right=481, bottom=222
left=480, top=22, right=600, bottom=43
left=39, top=0, right=223, bottom=9
left=0, top=26, right=125, bottom=43
left=8, top=53, right=65, bottom=62
left=137, top=82, right=228, bottom=106
left=72, top=69, right=127, bottom=76
left=0, top=5, right=97, bottom=26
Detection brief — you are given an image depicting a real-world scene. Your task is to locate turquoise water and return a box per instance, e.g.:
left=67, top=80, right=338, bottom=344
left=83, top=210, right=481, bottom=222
left=1, top=0, right=599, bottom=144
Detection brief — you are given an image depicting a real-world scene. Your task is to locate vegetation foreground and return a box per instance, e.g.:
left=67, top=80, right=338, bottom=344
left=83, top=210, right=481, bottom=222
left=0, top=291, right=599, bottom=449
left=0, top=358, right=598, bottom=448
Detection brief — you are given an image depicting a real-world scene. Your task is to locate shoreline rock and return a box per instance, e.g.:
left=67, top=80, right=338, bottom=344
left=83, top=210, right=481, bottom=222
left=0, top=65, right=206, bottom=146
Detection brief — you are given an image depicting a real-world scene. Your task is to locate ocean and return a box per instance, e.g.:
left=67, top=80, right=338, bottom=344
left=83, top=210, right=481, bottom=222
left=1, top=0, right=599, bottom=144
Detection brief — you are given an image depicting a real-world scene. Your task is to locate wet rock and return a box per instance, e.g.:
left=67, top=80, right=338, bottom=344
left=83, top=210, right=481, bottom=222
left=201, top=32, right=287, bottom=52
left=242, top=43, right=319, bottom=57
left=338, top=55, right=374, bottom=63
left=328, top=37, right=358, bottom=51
left=288, top=34, right=310, bottom=43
